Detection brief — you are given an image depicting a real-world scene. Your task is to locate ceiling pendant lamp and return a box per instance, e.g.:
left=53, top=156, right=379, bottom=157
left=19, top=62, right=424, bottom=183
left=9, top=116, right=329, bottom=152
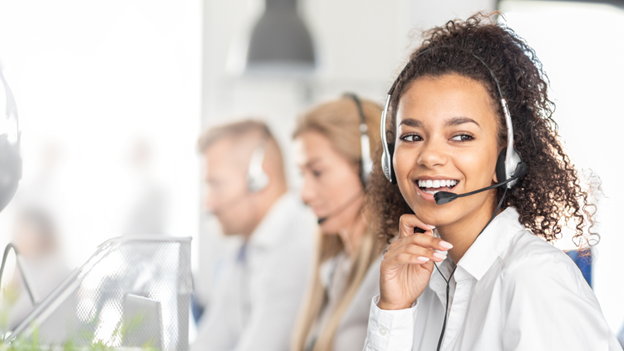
left=245, top=0, right=316, bottom=74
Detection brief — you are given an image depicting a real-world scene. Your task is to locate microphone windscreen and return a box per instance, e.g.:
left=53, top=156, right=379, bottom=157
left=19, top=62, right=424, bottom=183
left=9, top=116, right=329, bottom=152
left=434, top=192, right=457, bottom=205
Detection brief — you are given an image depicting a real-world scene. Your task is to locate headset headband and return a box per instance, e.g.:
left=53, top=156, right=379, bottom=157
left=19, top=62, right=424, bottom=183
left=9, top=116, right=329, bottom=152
left=344, top=93, right=373, bottom=186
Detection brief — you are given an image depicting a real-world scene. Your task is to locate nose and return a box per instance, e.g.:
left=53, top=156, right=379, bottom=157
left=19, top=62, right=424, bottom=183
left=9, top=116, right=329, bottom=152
left=204, top=189, right=218, bottom=213
left=417, top=137, right=448, bottom=169
left=299, top=173, right=317, bottom=206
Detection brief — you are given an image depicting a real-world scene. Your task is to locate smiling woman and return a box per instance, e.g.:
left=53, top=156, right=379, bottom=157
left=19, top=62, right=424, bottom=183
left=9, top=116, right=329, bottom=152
left=363, top=12, right=620, bottom=351
left=393, top=74, right=502, bottom=243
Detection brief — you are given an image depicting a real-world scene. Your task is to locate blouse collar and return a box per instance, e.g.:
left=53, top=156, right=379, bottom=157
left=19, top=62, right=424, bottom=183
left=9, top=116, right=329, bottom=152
left=430, top=207, right=526, bottom=289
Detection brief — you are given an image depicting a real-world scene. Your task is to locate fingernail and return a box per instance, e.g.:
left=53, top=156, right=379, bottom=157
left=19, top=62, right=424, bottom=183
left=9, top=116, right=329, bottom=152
left=433, top=252, right=446, bottom=260
left=417, top=256, right=430, bottom=262
left=439, top=241, right=453, bottom=249
left=427, top=224, right=436, bottom=229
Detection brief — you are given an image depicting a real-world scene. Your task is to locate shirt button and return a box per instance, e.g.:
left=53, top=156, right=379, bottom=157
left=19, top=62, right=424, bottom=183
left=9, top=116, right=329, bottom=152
left=379, top=326, right=388, bottom=336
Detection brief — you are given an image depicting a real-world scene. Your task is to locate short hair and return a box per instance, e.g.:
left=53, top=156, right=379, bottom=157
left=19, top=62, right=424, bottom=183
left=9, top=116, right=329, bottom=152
left=197, top=119, right=273, bottom=154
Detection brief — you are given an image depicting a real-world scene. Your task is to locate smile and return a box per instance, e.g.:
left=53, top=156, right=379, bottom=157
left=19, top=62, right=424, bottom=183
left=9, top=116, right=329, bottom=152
left=416, top=179, right=459, bottom=194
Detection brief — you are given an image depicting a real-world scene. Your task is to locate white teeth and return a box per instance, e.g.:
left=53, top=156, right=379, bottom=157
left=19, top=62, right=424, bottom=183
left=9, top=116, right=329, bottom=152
left=418, top=179, right=459, bottom=189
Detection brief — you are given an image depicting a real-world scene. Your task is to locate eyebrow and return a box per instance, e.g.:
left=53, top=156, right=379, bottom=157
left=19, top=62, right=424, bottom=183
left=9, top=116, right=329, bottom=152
left=446, top=116, right=480, bottom=127
left=399, top=118, right=424, bottom=128
left=399, top=117, right=480, bottom=128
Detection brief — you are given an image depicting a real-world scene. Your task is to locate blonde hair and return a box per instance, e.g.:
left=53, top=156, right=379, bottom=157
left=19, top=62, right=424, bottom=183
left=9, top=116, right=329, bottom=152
left=291, top=96, right=384, bottom=351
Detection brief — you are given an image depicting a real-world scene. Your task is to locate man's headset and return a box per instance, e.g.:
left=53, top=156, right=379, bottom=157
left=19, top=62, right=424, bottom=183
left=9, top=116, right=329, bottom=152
left=317, top=94, right=373, bottom=225
left=207, top=132, right=270, bottom=217
left=0, top=66, right=21, bottom=213
left=247, top=137, right=269, bottom=193
left=379, top=48, right=528, bottom=204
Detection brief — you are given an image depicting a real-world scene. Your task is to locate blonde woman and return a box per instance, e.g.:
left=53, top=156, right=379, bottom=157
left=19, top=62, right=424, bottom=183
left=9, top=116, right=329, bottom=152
left=292, top=94, right=384, bottom=351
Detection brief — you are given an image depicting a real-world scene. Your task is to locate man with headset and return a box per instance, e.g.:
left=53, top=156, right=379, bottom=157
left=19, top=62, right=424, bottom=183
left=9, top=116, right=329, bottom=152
left=192, top=120, right=315, bottom=351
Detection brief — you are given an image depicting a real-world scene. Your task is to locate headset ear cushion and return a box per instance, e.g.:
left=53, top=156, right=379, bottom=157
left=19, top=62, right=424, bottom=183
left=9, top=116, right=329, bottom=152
left=388, top=143, right=397, bottom=184
left=495, top=150, right=507, bottom=184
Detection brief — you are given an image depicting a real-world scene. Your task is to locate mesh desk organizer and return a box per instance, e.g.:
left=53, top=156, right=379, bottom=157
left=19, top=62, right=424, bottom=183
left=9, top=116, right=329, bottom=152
left=7, top=236, right=192, bottom=351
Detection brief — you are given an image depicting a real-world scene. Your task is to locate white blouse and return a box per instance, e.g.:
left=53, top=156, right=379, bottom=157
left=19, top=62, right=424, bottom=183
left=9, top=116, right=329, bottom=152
left=363, top=208, right=621, bottom=351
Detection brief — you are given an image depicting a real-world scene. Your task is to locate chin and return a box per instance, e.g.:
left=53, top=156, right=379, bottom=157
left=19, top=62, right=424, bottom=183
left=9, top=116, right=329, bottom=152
left=318, top=223, right=336, bottom=235
left=219, top=221, right=242, bottom=236
left=411, top=203, right=460, bottom=227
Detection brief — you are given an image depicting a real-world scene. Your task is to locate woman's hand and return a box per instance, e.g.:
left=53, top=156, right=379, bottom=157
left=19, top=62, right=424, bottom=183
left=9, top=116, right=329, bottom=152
left=378, top=214, right=453, bottom=310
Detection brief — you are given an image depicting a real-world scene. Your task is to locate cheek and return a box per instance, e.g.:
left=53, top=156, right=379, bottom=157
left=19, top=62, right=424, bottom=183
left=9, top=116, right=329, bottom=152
left=393, top=148, right=419, bottom=194
left=326, top=171, right=361, bottom=201
left=456, top=148, right=499, bottom=186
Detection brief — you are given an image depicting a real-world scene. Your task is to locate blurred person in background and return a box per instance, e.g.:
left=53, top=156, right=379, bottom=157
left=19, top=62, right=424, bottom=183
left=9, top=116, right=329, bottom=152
left=1, top=206, right=69, bottom=330
left=291, top=95, right=385, bottom=351
left=192, top=120, right=315, bottom=351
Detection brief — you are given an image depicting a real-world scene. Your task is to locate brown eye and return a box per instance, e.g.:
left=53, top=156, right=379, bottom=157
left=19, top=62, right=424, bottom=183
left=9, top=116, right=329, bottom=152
left=451, top=134, right=474, bottom=142
left=400, top=134, right=423, bottom=142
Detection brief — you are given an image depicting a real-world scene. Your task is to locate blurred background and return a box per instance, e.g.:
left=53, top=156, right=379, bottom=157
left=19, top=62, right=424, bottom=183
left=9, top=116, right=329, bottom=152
left=0, top=0, right=622, bottom=339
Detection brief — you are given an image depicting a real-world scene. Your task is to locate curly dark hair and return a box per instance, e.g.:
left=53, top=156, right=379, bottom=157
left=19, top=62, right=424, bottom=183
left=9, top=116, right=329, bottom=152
left=367, top=12, right=598, bottom=248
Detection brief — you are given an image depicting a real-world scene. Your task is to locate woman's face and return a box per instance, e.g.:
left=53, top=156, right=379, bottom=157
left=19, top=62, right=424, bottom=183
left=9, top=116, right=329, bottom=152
left=394, top=73, right=501, bottom=227
left=295, top=131, right=364, bottom=234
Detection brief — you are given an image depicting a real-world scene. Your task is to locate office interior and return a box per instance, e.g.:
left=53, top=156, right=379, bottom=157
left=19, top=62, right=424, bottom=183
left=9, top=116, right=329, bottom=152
left=0, top=0, right=623, bottom=348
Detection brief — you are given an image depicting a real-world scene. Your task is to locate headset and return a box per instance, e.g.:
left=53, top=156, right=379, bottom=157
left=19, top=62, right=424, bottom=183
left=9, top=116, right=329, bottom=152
left=378, top=47, right=528, bottom=351
left=344, top=93, right=374, bottom=186
left=246, top=138, right=269, bottom=193
left=316, top=94, right=373, bottom=225
left=380, top=48, right=527, bottom=199
left=0, top=66, right=21, bottom=213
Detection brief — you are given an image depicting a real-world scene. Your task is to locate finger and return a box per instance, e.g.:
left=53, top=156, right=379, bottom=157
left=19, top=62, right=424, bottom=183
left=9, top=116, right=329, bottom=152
left=399, top=214, right=435, bottom=238
left=403, top=243, right=447, bottom=262
left=389, top=230, right=449, bottom=258
left=403, top=232, right=453, bottom=252
left=387, top=244, right=445, bottom=263
left=390, top=252, right=432, bottom=266
left=384, top=241, right=444, bottom=264
left=386, top=252, right=442, bottom=268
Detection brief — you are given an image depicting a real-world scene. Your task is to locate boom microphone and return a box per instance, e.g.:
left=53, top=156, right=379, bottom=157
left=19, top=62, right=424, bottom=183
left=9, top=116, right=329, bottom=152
left=434, top=163, right=527, bottom=205
left=317, top=191, right=363, bottom=225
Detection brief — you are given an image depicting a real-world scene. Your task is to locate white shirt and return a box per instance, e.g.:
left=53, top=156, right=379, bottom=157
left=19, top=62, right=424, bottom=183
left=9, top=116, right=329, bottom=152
left=363, top=207, right=622, bottom=351
left=192, top=193, right=315, bottom=351
left=307, top=253, right=381, bottom=351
